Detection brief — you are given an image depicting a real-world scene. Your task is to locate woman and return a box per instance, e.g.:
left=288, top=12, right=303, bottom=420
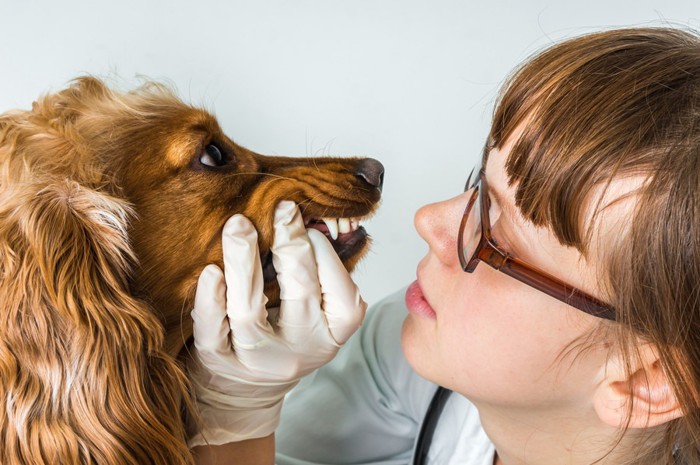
left=189, top=27, right=700, bottom=464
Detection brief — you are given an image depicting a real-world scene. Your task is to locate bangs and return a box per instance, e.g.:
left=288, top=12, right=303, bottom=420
left=487, top=27, right=699, bottom=253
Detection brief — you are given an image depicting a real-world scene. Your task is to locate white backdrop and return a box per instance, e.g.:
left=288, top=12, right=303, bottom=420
left=2, top=1, right=698, bottom=305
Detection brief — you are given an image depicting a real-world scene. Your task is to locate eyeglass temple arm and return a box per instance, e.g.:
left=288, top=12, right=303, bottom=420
left=479, top=246, right=617, bottom=320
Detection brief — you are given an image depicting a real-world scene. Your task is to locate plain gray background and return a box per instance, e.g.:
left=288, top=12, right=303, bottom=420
left=2, top=1, right=698, bottom=305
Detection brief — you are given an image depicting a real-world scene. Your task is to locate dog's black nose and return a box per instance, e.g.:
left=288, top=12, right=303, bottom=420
left=355, top=158, right=385, bottom=192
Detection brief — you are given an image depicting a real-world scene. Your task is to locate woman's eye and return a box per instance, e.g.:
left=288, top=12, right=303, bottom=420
left=200, top=144, right=225, bottom=167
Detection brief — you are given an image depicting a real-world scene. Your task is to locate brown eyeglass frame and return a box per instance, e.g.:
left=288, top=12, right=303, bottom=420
left=457, top=167, right=616, bottom=320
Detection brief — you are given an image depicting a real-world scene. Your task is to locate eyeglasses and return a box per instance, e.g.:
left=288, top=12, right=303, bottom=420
left=457, top=164, right=616, bottom=320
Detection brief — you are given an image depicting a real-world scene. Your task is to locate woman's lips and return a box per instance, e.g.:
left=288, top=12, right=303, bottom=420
left=405, top=280, right=437, bottom=319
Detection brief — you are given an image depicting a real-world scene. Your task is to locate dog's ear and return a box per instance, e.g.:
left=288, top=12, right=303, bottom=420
left=0, top=91, right=194, bottom=464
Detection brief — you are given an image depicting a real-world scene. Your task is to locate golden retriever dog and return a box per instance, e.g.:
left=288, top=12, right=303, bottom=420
left=0, top=77, right=383, bottom=464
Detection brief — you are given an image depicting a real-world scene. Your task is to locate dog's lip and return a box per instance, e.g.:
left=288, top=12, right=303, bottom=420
left=260, top=217, right=370, bottom=284
left=261, top=228, right=369, bottom=274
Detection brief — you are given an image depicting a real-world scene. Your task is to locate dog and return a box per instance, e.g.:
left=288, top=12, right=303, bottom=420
left=0, top=77, right=383, bottom=464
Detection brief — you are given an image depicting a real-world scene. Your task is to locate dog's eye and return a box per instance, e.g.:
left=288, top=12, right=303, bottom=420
left=200, top=144, right=225, bottom=167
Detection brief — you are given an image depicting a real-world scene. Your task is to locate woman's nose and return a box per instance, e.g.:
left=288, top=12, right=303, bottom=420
left=414, top=193, right=468, bottom=265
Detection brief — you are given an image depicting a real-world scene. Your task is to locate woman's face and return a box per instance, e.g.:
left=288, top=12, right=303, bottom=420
left=401, top=134, right=627, bottom=413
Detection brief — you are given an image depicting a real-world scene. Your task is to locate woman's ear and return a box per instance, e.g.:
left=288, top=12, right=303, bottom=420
left=593, top=343, right=683, bottom=428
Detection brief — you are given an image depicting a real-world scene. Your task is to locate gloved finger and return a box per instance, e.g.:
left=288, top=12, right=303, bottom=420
left=191, top=264, right=231, bottom=355
left=307, top=229, right=367, bottom=345
left=272, top=201, right=322, bottom=331
left=221, top=214, right=272, bottom=347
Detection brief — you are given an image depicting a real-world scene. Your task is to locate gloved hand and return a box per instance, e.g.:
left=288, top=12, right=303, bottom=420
left=187, top=200, right=367, bottom=447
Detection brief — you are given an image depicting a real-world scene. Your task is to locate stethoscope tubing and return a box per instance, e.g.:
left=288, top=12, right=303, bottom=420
left=412, top=386, right=452, bottom=465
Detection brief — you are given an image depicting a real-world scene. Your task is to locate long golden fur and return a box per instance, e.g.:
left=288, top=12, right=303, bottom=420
left=0, top=77, right=382, bottom=464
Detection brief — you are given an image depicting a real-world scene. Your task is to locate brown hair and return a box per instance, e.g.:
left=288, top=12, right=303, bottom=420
left=489, top=27, right=700, bottom=464
left=0, top=80, right=197, bottom=464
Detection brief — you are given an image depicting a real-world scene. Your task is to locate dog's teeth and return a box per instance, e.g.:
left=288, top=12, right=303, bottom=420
left=322, top=218, right=339, bottom=240
left=338, top=218, right=351, bottom=234
left=350, top=218, right=359, bottom=230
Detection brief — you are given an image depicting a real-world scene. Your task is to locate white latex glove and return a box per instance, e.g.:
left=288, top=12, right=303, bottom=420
left=187, top=200, right=367, bottom=447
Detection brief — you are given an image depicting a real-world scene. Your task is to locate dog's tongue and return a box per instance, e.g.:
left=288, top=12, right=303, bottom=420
left=307, top=222, right=330, bottom=235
